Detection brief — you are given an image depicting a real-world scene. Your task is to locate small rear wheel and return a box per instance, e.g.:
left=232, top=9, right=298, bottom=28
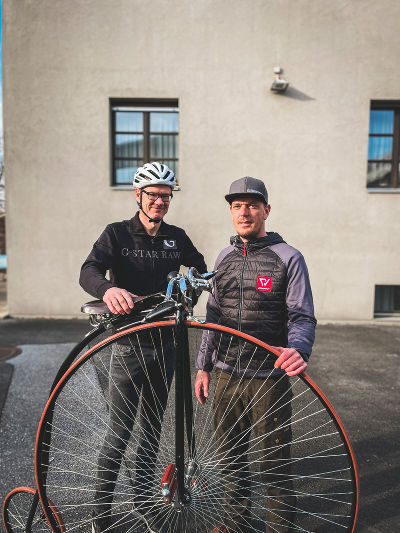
left=2, top=486, right=63, bottom=533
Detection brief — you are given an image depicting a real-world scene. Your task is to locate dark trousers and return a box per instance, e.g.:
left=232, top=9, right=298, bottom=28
left=213, top=370, right=296, bottom=533
left=94, top=341, right=175, bottom=516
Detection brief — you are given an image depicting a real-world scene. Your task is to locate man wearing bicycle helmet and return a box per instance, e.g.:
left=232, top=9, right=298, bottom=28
left=195, top=177, right=316, bottom=533
left=80, top=162, right=206, bottom=313
left=80, top=162, right=206, bottom=533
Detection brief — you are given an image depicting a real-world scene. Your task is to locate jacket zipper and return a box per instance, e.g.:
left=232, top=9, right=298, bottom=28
left=151, top=236, right=156, bottom=292
left=149, top=232, right=170, bottom=293
left=236, top=242, right=248, bottom=372
left=237, top=242, right=247, bottom=332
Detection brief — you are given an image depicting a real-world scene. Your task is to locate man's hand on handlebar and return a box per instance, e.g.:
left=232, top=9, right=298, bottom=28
left=103, top=287, right=137, bottom=315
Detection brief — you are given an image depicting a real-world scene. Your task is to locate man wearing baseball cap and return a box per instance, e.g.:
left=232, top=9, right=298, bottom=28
left=195, top=177, right=316, bottom=533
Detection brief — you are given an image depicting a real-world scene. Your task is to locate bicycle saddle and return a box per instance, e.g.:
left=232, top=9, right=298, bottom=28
left=81, top=300, right=109, bottom=315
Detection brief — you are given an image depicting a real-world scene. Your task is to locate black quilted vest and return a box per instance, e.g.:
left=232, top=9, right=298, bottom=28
left=215, top=234, right=287, bottom=372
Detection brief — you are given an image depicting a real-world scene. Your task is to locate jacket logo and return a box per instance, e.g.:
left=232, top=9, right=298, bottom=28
left=121, top=247, right=181, bottom=259
left=163, top=240, right=177, bottom=250
left=257, top=276, right=272, bottom=292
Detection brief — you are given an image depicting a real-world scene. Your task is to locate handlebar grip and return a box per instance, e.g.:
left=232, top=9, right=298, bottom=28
left=201, top=271, right=217, bottom=280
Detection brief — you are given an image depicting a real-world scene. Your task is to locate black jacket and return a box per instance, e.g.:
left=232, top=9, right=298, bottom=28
left=197, top=233, right=316, bottom=376
left=215, top=234, right=288, bottom=348
left=80, top=212, right=207, bottom=299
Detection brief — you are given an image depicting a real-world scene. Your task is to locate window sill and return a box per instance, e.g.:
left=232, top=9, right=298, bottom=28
left=367, top=188, right=400, bottom=193
left=111, top=185, right=132, bottom=190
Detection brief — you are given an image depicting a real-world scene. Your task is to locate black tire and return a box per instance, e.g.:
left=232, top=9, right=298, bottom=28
left=2, top=487, right=63, bottom=533
left=35, top=321, right=358, bottom=533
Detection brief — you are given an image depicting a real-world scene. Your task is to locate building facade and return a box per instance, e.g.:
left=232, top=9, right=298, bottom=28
left=2, top=0, right=400, bottom=320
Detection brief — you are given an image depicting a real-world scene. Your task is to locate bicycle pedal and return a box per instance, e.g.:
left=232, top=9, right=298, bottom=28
left=160, top=463, right=177, bottom=504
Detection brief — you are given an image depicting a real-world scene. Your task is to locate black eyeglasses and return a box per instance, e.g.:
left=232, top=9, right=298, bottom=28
left=142, top=190, right=173, bottom=202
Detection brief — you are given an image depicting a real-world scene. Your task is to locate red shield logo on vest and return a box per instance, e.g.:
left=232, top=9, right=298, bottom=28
left=257, top=276, right=272, bottom=292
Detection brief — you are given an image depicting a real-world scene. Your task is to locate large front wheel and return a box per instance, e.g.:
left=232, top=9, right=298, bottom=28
left=35, top=321, right=358, bottom=533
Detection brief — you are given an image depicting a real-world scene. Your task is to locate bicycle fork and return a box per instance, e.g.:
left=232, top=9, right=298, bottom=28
left=161, top=306, right=197, bottom=510
left=24, top=490, right=40, bottom=533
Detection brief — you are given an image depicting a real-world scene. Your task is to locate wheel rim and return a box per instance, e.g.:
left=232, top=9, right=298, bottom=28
left=2, top=487, right=63, bottom=533
left=34, top=321, right=358, bottom=533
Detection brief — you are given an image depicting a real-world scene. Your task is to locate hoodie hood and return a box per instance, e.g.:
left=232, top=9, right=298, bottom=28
left=230, top=232, right=285, bottom=252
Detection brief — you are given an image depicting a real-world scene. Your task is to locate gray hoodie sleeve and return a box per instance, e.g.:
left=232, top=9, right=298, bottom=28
left=196, top=246, right=233, bottom=371
left=271, top=244, right=317, bottom=360
left=196, top=290, right=221, bottom=371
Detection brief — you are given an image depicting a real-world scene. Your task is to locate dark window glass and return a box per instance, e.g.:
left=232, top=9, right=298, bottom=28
left=367, top=137, right=392, bottom=160
left=115, top=112, right=143, bottom=132
left=369, top=110, right=394, bottom=134
left=115, top=134, right=143, bottom=158
left=367, top=103, right=400, bottom=188
left=367, top=163, right=392, bottom=188
left=110, top=100, right=178, bottom=186
left=115, top=160, right=143, bottom=185
left=150, top=134, right=179, bottom=159
left=150, top=112, right=179, bottom=132
left=374, top=285, right=400, bottom=315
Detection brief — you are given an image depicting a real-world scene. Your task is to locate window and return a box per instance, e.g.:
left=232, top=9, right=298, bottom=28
left=367, top=101, right=400, bottom=189
left=110, top=99, right=179, bottom=186
left=374, top=285, right=400, bottom=317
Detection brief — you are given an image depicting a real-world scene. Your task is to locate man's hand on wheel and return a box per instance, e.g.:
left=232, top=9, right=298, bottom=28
left=103, top=287, right=137, bottom=315
left=273, top=347, right=307, bottom=376
left=195, top=370, right=210, bottom=404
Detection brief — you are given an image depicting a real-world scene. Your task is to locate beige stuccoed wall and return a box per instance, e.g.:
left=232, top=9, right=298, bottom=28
left=3, top=0, right=400, bottom=319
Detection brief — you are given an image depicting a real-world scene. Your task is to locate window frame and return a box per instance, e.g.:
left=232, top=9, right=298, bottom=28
left=110, top=98, right=179, bottom=188
left=367, top=100, right=400, bottom=190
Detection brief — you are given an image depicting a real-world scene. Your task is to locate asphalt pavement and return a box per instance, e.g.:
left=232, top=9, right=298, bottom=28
left=0, top=318, right=399, bottom=532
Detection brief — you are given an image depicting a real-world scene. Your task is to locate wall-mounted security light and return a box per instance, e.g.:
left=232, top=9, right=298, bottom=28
left=270, top=67, right=289, bottom=93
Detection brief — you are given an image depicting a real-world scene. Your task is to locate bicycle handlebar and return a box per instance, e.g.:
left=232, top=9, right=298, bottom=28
left=165, top=268, right=215, bottom=301
left=81, top=269, right=216, bottom=329
left=160, top=268, right=216, bottom=318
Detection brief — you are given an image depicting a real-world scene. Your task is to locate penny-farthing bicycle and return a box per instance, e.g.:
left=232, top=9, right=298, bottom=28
left=2, top=269, right=358, bottom=533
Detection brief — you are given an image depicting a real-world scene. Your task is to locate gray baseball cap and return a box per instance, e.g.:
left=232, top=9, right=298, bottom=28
left=225, top=176, right=268, bottom=204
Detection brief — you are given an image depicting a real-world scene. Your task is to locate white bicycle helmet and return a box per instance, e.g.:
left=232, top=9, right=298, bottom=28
left=133, top=162, right=178, bottom=190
